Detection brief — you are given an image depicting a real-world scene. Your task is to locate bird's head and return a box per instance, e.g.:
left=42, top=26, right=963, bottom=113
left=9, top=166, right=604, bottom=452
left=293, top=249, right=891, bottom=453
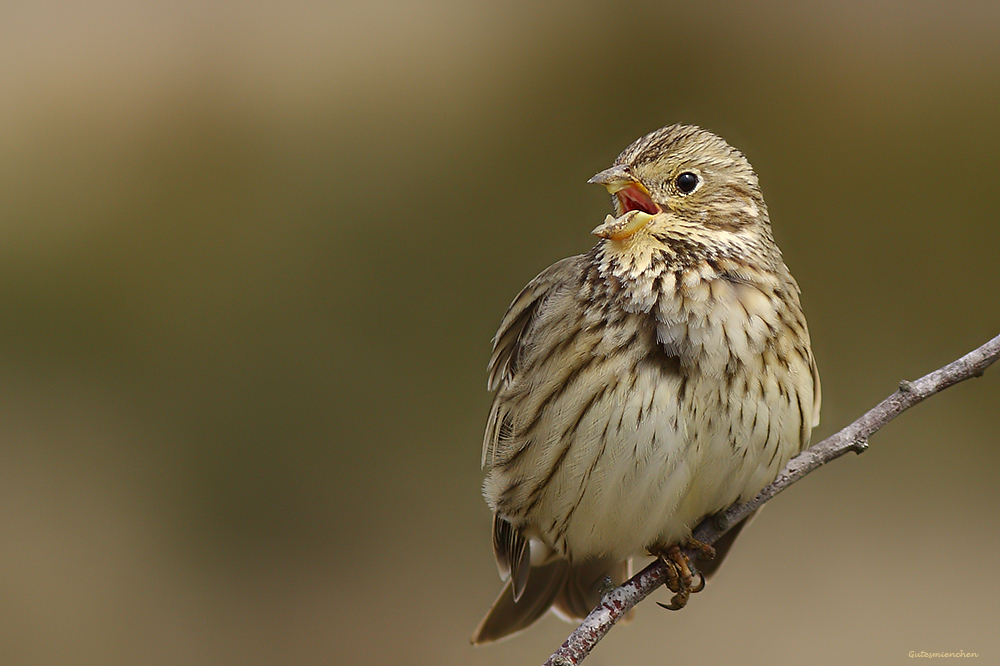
left=589, top=124, right=780, bottom=271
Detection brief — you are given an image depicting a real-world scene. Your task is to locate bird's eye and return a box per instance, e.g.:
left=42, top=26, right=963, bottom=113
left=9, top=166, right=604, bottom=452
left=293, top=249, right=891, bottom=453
left=675, top=172, right=699, bottom=194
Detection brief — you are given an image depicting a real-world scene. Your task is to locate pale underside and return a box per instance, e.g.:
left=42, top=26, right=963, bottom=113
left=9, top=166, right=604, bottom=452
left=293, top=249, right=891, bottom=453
left=482, top=248, right=819, bottom=567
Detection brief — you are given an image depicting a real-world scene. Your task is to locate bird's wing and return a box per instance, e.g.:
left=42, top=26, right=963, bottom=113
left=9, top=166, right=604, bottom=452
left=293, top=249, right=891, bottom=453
left=482, top=255, right=585, bottom=468
left=809, top=352, right=822, bottom=427
left=491, top=513, right=530, bottom=598
left=480, top=254, right=587, bottom=602
left=486, top=255, right=584, bottom=391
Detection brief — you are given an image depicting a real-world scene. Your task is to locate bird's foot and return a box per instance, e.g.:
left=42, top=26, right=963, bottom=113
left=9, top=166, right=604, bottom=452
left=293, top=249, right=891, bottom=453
left=599, top=575, right=617, bottom=600
left=655, top=540, right=714, bottom=611
left=685, top=537, right=717, bottom=563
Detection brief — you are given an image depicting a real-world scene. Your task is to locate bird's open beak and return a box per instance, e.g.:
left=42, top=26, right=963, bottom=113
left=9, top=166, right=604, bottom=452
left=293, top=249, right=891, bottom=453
left=588, top=165, right=661, bottom=240
left=591, top=211, right=655, bottom=241
left=587, top=164, right=632, bottom=189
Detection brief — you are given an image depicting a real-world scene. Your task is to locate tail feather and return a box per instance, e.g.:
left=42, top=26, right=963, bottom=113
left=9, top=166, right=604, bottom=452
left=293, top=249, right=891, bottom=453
left=552, top=558, right=631, bottom=621
left=473, top=512, right=761, bottom=645
left=472, top=559, right=570, bottom=644
left=471, top=558, right=626, bottom=645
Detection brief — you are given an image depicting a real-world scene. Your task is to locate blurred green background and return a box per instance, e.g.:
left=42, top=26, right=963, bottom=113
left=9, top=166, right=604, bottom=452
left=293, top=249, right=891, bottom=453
left=1, top=1, right=998, bottom=664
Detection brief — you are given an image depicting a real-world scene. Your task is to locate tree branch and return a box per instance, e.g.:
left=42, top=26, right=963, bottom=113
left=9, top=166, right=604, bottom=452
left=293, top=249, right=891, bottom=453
left=544, top=333, right=1000, bottom=666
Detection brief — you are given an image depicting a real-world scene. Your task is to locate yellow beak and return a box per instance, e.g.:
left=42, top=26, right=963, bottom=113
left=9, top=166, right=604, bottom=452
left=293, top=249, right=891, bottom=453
left=591, top=211, right=656, bottom=240
left=589, top=166, right=659, bottom=240
left=587, top=164, right=634, bottom=192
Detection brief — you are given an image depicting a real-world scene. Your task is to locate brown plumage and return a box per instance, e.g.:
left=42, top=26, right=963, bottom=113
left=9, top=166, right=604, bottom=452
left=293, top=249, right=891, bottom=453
left=473, top=124, right=820, bottom=644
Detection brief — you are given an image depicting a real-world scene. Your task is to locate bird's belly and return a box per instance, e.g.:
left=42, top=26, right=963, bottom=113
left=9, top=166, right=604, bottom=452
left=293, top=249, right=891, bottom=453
left=520, top=365, right=803, bottom=562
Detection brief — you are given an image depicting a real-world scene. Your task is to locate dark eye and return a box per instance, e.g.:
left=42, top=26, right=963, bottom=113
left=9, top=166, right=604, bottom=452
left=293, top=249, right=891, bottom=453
left=675, top=171, right=699, bottom=194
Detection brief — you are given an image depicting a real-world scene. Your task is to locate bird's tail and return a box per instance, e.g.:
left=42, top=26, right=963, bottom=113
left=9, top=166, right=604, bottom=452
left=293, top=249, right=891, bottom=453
left=471, top=511, right=760, bottom=644
left=471, top=557, right=630, bottom=645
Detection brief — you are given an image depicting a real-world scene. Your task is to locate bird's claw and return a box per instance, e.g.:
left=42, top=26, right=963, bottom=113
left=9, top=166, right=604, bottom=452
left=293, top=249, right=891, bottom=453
left=654, top=542, right=709, bottom=611
left=689, top=569, right=706, bottom=593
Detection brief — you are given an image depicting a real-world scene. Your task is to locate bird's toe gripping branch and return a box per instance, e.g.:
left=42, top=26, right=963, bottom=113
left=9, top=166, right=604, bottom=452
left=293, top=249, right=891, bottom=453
left=655, top=540, right=716, bottom=611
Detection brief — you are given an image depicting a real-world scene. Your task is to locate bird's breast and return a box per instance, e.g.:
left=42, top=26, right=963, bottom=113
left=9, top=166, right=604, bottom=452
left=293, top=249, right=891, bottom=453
left=484, top=263, right=815, bottom=561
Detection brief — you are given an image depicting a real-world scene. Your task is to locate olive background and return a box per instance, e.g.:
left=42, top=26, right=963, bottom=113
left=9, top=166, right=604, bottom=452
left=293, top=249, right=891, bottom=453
left=2, top=2, right=999, bottom=664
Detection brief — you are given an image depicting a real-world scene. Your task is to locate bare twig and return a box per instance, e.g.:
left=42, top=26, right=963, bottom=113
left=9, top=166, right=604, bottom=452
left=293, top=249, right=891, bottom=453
left=544, top=333, right=1000, bottom=666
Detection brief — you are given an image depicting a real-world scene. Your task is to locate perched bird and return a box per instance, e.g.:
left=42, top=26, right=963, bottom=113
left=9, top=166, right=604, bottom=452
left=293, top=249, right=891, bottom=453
left=472, top=124, right=821, bottom=644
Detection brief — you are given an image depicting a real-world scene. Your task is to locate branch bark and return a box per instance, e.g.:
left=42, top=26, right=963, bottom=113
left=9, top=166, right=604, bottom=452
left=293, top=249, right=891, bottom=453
left=544, top=333, right=1000, bottom=666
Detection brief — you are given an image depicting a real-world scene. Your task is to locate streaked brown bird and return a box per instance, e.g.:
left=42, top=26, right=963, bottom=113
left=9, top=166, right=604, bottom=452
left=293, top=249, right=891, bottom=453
left=472, top=124, right=821, bottom=644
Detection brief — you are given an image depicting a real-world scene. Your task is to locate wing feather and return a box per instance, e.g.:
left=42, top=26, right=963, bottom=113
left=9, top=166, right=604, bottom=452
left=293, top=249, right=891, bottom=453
left=482, top=255, right=586, bottom=467
left=486, top=256, right=585, bottom=391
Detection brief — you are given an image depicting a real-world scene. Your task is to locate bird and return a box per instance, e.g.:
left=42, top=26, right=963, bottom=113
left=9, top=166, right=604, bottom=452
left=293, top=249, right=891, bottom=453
left=472, top=124, right=821, bottom=644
